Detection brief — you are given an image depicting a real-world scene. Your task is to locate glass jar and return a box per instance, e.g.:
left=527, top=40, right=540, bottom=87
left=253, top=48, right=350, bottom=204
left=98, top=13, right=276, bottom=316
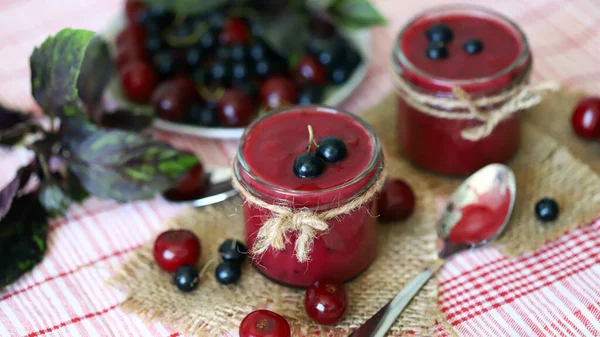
left=393, top=5, right=532, bottom=176
left=233, top=105, right=384, bottom=288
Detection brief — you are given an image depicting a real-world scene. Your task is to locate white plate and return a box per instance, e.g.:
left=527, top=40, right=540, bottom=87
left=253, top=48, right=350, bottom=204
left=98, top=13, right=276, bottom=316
left=103, top=15, right=371, bottom=140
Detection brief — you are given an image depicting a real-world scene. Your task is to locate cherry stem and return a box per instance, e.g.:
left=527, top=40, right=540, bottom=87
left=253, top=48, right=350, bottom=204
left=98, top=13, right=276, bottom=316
left=306, top=125, right=319, bottom=152
left=198, top=257, right=218, bottom=279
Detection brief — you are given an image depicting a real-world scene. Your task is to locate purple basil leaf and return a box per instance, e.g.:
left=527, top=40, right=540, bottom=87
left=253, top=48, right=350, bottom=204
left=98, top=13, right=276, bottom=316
left=77, top=36, right=113, bottom=110
left=0, top=104, right=29, bottom=131
left=68, top=129, right=198, bottom=201
left=0, top=175, right=20, bottom=221
left=60, top=118, right=99, bottom=153
left=0, top=104, right=32, bottom=146
left=100, top=109, right=153, bottom=132
left=39, top=181, right=73, bottom=216
left=0, top=193, right=48, bottom=290
left=30, top=28, right=95, bottom=118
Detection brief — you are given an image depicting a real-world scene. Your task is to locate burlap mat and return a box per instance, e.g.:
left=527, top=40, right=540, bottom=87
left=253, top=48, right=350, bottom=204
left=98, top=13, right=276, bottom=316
left=109, top=88, right=600, bottom=336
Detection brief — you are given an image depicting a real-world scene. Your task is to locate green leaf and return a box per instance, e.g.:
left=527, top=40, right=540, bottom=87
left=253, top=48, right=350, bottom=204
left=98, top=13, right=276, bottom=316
left=68, top=129, right=199, bottom=201
left=258, top=10, right=310, bottom=59
left=39, top=181, right=73, bottom=216
left=329, top=0, right=386, bottom=28
left=60, top=117, right=99, bottom=153
left=306, top=0, right=337, bottom=10
left=138, top=0, right=227, bottom=14
left=77, top=36, right=113, bottom=110
left=30, top=28, right=96, bottom=119
left=0, top=193, right=48, bottom=290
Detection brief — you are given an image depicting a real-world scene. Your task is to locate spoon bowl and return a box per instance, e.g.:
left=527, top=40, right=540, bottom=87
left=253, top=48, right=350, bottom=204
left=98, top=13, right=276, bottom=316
left=349, top=164, right=516, bottom=337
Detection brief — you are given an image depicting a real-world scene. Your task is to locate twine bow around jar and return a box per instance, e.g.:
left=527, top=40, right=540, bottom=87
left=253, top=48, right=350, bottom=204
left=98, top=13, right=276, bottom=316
left=231, top=161, right=386, bottom=263
left=392, top=69, right=560, bottom=141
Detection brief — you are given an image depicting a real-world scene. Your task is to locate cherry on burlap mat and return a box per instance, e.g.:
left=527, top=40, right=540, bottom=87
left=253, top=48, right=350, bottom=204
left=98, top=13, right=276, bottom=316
left=109, top=88, right=600, bottom=336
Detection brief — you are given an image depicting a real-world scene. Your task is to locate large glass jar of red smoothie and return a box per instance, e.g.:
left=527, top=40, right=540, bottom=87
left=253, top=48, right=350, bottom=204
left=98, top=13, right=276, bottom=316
left=393, top=5, right=532, bottom=175
left=233, top=105, right=384, bottom=288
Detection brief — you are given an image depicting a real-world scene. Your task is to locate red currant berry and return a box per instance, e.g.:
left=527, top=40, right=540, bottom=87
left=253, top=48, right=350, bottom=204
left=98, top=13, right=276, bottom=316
left=217, top=90, right=256, bottom=127
left=260, top=76, right=299, bottom=110
left=153, top=229, right=201, bottom=272
left=220, top=18, right=250, bottom=45
left=163, top=162, right=206, bottom=201
left=125, top=1, right=146, bottom=24
left=116, top=24, right=147, bottom=48
left=377, top=178, right=415, bottom=222
left=115, top=43, right=147, bottom=69
left=296, top=55, right=327, bottom=85
left=571, top=96, right=600, bottom=139
left=239, top=310, right=291, bottom=337
left=152, top=79, right=194, bottom=122
left=119, top=61, right=157, bottom=103
left=304, top=281, right=348, bottom=325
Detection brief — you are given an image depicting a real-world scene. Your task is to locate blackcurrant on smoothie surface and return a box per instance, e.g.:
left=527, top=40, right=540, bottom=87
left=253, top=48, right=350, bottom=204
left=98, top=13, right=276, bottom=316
left=236, top=106, right=382, bottom=287
left=401, top=14, right=522, bottom=82
left=394, top=6, right=532, bottom=175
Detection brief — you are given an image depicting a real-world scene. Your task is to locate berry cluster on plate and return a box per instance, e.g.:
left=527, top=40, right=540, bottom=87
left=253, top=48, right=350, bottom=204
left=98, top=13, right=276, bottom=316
left=114, top=1, right=363, bottom=128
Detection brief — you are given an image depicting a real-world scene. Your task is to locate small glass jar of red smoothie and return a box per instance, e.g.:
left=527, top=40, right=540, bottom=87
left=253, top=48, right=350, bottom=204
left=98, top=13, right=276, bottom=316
left=233, top=105, right=384, bottom=288
left=393, top=5, right=532, bottom=175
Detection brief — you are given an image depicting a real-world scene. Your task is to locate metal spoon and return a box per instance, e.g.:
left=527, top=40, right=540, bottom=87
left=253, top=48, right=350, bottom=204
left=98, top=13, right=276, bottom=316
left=349, top=164, right=516, bottom=337
left=162, top=167, right=238, bottom=207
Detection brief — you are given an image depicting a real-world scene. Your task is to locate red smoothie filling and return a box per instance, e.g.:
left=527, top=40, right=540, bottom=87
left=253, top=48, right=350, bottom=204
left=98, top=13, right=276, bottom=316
left=395, top=7, right=531, bottom=175
left=448, top=185, right=511, bottom=244
left=240, top=107, right=377, bottom=206
left=237, top=107, right=381, bottom=287
left=401, top=14, right=521, bottom=83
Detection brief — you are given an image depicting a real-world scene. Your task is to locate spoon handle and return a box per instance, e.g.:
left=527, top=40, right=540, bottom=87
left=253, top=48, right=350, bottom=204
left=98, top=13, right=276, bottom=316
left=348, top=259, right=445, bottom=337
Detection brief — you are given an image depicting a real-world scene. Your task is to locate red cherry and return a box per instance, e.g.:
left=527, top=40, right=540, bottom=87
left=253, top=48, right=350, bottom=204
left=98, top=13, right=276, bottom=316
left=239, top=310, right=291, bottom=337
left=220, top=18, right=250, bottom=45
left=172, top=76, right=201, bottom=101
left=163, top=162, right=206, bottom=200
left=153, top=229, right=202, bottom=272
left=125, top=1, right=146, bottom=24
left=115, top=43, right=148, bottom=69
left=116, top=24, right=147, bottom=47
left=217, top=90, right=256, bottom=127
left=151, top=79, right=194, bottom=122
left=296, top=55, right=327, bottom=85
left=377, top=178, right=415, bottom=222
left=259, top=76, right=299, bottom=110
left=119, top=61, right=157, bottom=103
left=571, top=97, right=600, bottom=139
left=304, top=281, right=348, bottom=325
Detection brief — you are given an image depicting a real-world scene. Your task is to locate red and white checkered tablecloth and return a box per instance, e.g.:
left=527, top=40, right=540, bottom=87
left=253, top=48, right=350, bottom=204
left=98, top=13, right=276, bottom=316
left=1, top=0, right=600, bottom=336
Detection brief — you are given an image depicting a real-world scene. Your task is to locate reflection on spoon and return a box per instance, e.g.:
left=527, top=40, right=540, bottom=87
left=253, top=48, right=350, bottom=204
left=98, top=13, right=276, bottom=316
left=349, top=164, right=516, bottom=337
left=162, top=167, right=237, bottom=208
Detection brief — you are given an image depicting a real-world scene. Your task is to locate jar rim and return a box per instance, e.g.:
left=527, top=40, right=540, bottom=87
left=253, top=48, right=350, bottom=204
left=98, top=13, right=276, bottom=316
left=393, top=4, right=531, bottom=87
left=234, top=105, right=383, bottom=200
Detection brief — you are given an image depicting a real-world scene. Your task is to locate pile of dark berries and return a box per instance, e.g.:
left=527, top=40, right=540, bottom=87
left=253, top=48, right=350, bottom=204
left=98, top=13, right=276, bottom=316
left=116, top=1, right=363, bottom=128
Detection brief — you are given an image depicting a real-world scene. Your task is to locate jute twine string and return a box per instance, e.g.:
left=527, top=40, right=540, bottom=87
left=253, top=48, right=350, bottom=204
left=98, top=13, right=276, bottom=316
left=231, top=159, right=386, bottom=263
left=392, top=70, right=560, bottom=141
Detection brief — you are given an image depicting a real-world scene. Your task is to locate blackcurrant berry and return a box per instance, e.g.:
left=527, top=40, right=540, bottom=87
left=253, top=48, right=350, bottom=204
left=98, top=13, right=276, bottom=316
left=215, top=261, right=242, bottom=285
left=426, top=23, right=454, bottom=43
left=463, top=39, right=484, bottom=54
left=218, top=239, right=247, bottom=264
left=535, top=198, right=559, bottom=222
left=174, top=265, right=200, bottom=292
left=426, top=43, right=449, bottom=60
left=317, top=136, right=347, bottom=163
left=293, top=153, right=325, bottom=179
